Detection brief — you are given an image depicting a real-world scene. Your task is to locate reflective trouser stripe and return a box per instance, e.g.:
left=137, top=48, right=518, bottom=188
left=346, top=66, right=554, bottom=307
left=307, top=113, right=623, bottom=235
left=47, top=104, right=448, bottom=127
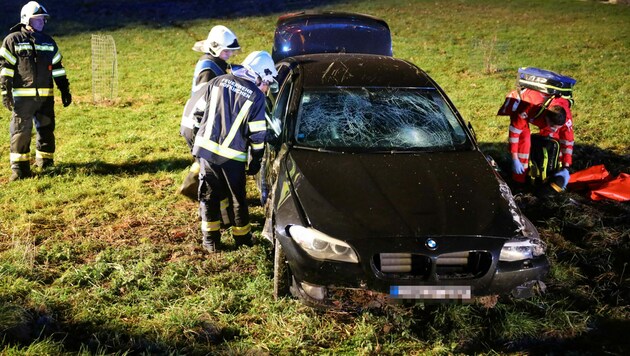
left=201, top=221, right=221, bottom=232
left=232, top=224, right=251, bottom=236
left=12, top=88, right=54, bottom=97
left=10, top=153, right=29, bottom=162
left=36, top=150, right=54, bottom=159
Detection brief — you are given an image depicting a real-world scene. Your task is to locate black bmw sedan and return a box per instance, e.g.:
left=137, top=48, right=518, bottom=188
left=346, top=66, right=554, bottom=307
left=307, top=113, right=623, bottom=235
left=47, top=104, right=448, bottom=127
left=258, top=12, right=549, bottom=307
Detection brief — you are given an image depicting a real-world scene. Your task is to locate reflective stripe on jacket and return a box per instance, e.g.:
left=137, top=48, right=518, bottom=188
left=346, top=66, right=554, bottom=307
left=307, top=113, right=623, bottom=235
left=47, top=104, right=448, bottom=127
left=0, top=25, right=68, bottom=97
left=498, top=88, right=574, bottom=167
left=192, top=74, right=266, bottom=164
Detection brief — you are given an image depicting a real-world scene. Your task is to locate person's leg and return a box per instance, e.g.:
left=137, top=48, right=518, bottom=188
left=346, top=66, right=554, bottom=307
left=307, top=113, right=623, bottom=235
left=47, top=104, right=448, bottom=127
left=34, top=97, right=55, bottom=169
left=9, top=97, right=39, bottom=180
left=221, top=160, right=252, bottom=247
left=198, top=160, right=224, bottom=252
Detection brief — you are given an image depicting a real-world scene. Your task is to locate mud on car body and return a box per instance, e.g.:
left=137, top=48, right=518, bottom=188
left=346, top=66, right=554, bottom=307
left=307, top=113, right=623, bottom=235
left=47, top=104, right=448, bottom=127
left=258, top=12, right=549, bottom=308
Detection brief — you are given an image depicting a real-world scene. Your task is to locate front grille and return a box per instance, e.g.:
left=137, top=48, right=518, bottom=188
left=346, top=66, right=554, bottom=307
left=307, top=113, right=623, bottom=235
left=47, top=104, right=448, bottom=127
left=375, top=253, right=431, bottom=279
left=436, top=251, right=492, bottom=279
left=374, top=251, right=492, bottom=280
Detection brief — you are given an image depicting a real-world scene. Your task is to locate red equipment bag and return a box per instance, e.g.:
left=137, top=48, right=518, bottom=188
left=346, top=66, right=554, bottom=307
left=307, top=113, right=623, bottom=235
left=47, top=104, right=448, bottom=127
left=590, top=173, right=630, bottom=202
left=567, top=164, right=611, bottom=191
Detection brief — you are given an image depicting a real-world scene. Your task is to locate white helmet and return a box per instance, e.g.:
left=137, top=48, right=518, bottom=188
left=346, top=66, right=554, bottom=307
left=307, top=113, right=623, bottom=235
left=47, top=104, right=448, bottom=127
left=21, top=1, right=49, bottom=25
left=203, top=25, right=240, bottom=57
left=241, top=51, right=277, bottom=85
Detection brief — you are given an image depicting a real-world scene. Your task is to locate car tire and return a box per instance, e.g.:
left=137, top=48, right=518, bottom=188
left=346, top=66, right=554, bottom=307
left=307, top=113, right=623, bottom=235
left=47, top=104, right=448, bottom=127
left=273, top=240, right=291, bottom=299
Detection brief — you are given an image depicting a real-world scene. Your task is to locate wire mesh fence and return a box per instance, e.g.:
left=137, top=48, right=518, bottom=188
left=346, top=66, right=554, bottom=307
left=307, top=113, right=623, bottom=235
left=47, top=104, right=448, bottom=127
left=91, top=34, right=118, bottom=103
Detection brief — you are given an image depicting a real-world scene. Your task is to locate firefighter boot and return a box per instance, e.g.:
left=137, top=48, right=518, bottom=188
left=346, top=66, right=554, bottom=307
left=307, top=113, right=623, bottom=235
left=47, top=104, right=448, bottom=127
left=202, top=232, right=221, bottom=254
left=178, top=162, right=200, bottom=201
left=234, top=232, right=254, bottom=248
left=9, top=162, right=32, bottom=181
left=35, top=158, right=54, bottom=171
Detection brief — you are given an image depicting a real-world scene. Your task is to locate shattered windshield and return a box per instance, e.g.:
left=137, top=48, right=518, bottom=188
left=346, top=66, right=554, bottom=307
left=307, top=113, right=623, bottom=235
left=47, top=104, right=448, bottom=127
left=295, top=88, right=469, bottom=150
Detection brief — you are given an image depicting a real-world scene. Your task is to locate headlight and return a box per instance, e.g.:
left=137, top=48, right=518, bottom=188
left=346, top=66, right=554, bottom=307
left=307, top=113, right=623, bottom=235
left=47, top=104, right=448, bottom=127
left=499, top=237, right=546, bottom=262
left=287, top=225, right=359, bottom=263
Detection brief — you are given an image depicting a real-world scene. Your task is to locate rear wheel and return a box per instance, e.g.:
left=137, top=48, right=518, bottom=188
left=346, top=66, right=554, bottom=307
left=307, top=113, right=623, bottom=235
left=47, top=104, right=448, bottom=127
left=273, top=240, right=291, bottom=299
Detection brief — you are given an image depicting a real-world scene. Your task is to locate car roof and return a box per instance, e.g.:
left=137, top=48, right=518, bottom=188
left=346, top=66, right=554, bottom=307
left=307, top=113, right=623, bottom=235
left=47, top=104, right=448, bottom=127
left=272, top=11, right=392, bottom=62
left=279, top=53, right=436, bottom=89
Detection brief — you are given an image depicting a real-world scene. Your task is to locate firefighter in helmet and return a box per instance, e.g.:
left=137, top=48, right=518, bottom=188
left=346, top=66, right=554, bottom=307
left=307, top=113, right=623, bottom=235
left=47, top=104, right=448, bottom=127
left=1, top=1, right=72, bottom=181
left=192, top=51, right=277, bottom=253
left=178, top=25, right=240, bottom=198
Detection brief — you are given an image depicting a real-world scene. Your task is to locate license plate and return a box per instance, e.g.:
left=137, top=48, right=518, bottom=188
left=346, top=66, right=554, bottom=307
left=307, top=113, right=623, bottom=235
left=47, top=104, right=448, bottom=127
left=390, top=285, right=472, bottom=300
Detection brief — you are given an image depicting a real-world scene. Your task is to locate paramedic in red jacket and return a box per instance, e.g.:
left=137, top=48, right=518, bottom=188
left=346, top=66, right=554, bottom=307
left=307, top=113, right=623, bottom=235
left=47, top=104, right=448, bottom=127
left=498, top=88, right=574, bottom=184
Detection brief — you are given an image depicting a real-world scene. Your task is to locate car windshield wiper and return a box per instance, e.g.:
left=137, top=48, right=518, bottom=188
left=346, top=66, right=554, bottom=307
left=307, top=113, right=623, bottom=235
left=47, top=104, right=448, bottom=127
left=292, top=145, right=344, bottom=153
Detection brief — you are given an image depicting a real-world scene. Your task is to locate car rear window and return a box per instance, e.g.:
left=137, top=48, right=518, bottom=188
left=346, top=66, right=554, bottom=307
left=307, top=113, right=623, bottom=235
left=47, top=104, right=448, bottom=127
left=295, top=88, right=469, bottom=151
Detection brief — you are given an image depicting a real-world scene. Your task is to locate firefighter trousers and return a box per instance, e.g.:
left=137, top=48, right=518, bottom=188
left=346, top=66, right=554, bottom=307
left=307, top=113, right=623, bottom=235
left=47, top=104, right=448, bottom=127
left=198, top=159, right=251, bottom=242
left=9, top=96, right=56, bottom=165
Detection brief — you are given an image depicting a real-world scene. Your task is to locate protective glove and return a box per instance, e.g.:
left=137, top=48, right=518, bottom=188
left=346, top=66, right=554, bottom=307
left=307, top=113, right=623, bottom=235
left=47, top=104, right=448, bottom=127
left=2, top=92, right=13, bottom=111
left=512, top=158, right=525, bottom=175
left=246, top=159, right=261, bottom=176
left=61, top=90, right=72, bottom=107
left=553, top=168, right=570, bottom=190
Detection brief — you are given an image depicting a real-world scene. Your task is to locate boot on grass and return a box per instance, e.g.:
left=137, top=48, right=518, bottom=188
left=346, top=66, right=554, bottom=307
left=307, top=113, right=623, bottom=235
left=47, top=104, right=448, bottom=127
left=9, top=162, right=31, bottom=181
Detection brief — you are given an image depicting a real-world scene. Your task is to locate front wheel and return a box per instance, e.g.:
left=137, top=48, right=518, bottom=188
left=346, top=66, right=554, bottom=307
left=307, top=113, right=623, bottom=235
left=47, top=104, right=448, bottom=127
left=273, top=240, right=291, bottom=299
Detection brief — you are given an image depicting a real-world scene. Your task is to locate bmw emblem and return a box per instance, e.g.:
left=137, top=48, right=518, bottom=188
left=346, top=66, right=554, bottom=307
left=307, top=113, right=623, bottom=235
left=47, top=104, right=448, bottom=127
left=425, top=238, right=438, bottom=250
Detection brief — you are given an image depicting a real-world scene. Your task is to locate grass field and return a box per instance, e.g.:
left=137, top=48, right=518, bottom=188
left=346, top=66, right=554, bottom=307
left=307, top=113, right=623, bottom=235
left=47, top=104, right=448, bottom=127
left=1, top=0, right=629, bottom=354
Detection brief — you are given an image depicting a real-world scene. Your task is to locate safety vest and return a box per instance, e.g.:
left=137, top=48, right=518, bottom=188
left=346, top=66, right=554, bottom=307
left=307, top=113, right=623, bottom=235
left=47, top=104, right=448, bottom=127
left=191, top=55, right=227, bottom=93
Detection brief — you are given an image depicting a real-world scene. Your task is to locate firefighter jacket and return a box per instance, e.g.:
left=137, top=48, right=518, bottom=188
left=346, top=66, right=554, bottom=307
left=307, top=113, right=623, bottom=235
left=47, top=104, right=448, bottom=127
left=182, top=55, right=229, bottom=133
left=192, top=73, right=266, bottom=165
left=498, top=88, right=574, bottom=167
left=191, top=54, right=228, bottom=93
left=0, top=24, right=69, bottom=99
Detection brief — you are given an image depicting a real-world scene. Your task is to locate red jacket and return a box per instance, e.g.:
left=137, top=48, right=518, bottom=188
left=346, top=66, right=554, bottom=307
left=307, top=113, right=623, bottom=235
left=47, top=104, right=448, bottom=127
left=498, top=88, right=574, bottom=167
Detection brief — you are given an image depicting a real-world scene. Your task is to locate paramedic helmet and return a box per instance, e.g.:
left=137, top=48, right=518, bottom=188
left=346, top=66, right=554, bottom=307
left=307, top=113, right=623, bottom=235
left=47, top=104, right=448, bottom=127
left=242, top=51, right=278, bottom=86
left=203, top=25, right=240, bottom=57
left=21, top=1, right=49, bottom=25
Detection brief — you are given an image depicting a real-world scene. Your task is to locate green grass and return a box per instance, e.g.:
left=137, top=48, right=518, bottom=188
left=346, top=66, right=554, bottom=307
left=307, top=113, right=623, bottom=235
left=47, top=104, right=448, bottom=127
left=1, top=0, right=629, bottom=354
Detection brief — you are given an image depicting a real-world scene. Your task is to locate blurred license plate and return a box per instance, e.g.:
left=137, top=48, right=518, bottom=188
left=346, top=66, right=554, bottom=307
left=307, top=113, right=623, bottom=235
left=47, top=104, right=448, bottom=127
left=390, top=285, right=471, bottom=300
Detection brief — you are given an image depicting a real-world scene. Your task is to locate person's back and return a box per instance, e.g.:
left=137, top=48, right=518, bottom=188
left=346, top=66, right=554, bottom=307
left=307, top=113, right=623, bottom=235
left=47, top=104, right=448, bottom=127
left=192, top=51, right=277, bottom=253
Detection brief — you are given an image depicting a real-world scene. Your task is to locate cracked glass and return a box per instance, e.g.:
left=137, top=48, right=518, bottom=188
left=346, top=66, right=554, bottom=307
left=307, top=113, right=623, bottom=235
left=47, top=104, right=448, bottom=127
left=295, top=88, right=468, bottom=151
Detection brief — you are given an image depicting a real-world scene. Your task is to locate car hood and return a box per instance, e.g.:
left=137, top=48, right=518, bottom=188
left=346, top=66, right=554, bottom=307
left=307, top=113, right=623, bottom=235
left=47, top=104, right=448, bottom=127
left=286, top=149, right=523, bottom=240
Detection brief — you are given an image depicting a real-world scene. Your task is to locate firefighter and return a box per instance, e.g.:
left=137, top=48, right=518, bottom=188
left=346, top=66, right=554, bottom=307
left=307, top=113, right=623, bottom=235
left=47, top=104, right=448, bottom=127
left=498, top=87, right=573, bottom=189
left=192, top=51, right=277, bottom=253
left=1, top=1, right=72, bottom=181
left=178, top=25, right=240, bottom=199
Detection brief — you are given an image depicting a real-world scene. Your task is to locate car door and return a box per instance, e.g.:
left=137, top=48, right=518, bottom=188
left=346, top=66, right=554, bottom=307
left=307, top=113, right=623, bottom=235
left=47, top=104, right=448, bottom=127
left=259, top=63, right=294, bottom=205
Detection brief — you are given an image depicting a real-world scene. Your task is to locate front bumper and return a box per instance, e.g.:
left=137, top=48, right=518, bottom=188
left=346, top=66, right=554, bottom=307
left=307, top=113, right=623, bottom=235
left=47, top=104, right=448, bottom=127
left=277, top=231, right=549, bottom=302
